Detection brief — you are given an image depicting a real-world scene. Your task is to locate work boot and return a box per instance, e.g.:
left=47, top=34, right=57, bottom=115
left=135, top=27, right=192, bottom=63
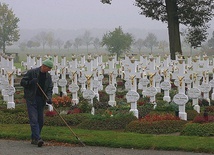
left=37, top=138, right=44, bottom=147
left=31, top=139, right=37, bottom=145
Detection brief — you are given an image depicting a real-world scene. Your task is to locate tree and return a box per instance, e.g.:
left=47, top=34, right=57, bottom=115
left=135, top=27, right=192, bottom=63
left=102, top=26, right=134, bottom=59
left=34, top=31, right=48, bottom=50
left=133, top=38, right=144, bottom=53
left=184, top=26, right=208, bottom=49
left=55, top=38, right=64, bottom=52
left=144, top=33, right=158, bottom=54
left=26, top=40, right=40, bottom=49
left=64, top=40, right=72, bottom=52
left=73, top=37, right=82, bottom=52
left=93, top=38, right=101, bottom=52
left=26, top=40, right=34, bottom=49
left=208, top=31, right=214, bottom=49
left=0, top=3, right=20, bottom=53
left=46, top=32, right=55, bottom=51
left=82, top=30, right=93, bottom=53
left=159, top=40, right=168, bottom=53
left=18, top=42, right=27, bottom=51
left=101, top=0, right=214, bottom=60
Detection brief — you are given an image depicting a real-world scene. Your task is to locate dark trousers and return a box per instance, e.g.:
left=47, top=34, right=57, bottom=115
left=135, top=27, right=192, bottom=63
left=26, top=96, right=45, bottom=140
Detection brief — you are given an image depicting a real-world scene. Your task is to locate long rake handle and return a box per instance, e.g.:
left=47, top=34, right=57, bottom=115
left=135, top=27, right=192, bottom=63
left=37, top=83, right=86, bottom=147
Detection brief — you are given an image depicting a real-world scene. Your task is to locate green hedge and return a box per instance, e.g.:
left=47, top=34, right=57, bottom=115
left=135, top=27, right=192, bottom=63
left=44, top=113, right=91, bottom=126
left=125, top=120, right=187, bottom=134
left=0, top=111, right=29, bottom=124
left=181, top=122, right=214, bottom=136
left=77, top=113, right=136, bottom=130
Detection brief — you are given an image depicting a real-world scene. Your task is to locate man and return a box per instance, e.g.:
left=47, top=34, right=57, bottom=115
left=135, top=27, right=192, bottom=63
left=20, top=57, right=53, bottom=147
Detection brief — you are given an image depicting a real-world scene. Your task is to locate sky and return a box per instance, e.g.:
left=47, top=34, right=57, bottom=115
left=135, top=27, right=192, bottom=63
left=1, top=0, right=214, bottom=40
left=1, top=0, right=171, bottom=30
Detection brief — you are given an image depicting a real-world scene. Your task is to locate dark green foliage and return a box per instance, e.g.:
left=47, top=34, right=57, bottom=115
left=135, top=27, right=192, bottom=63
left=92, top=97, right=109, bottom=112
left=186, top=110, right=199, bottom=121
left=0, top=111, right=29, bottom=124
left=14, top=91, right=24, bottom=99
left=98, top=90, right=109, bottom=103
left=77, top=113, right=137, bottom=130
left=156, top=92, right=164, bottom=99
left=181, top=123, right=214, bottom=136
left=44, top=113, right=90, bottom=126
left=101, top=26, right=134, bottom=58
left=0, top=3, right=20, bottom=52
left=115, top=90, right=127, bottom=99
left=0, top=104, right=28, bottom=124
left=137, top=96, right=150, bottom=106
left=1, top=108, right=25, bottom=114
left=77, top=97, right=92, bottom=113
left=199, top=98, right=210, bottom=107
left=125, top=120, right=187, bottom=134
left=169, top=89, right=178, bottom=98
left=138, top=103, right=154, bottom=118
left=154, top=100, right=173, bottom=112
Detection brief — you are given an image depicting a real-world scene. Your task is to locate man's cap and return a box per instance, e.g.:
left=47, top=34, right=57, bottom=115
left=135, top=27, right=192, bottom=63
left=42, top=57, right=53, bottom=68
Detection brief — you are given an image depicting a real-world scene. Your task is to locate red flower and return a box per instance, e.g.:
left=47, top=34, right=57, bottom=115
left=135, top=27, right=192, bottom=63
left=45, top=111, right=57, bottom=117
left=67, top=108, right=81, bottom=114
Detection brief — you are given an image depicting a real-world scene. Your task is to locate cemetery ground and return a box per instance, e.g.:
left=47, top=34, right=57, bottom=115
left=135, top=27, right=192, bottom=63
left=0, top=75, right=214, bottom=154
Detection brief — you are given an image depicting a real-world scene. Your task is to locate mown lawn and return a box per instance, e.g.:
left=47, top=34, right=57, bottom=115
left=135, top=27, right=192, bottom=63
left=0, top=124, right=213, bottom=153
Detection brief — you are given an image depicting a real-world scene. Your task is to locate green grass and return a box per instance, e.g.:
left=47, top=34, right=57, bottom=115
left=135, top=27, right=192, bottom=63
left=0, top=124, right=214, bottom=153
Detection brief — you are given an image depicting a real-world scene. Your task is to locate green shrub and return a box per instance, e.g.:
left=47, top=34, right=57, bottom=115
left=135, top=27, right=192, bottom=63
left=108, top=104, right=130, bottom=115
left=1, top=108, right=26, bottom=114
left=138, top=103, right=153, bottom=118
left=181, top=122, right=214, bottom=136
left=0, top=112, right=29, bottom=124
left=77, top=97, right=92, bottom=113
left=125, top=120, right=187, bottom=134
left=186, top=110, right=199, bottom=121
left=98, top=90, right=109, bottom=103
left=169, top=89, right=178, bottom=98
left=154, top=100, right=176, bottom=112
left=199, top=98, right=210, bottom=107
left=77, top=113, right=136, bottom=130
left=44, top=113, right=90, bottom=126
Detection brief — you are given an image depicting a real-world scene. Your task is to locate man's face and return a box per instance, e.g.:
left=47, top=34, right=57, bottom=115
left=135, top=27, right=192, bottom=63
left=41, top=65, right=52, bottom=72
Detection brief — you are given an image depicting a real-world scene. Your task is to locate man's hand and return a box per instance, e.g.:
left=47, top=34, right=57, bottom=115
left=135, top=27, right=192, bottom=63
left=29, top=78, right=38, bottom=85
left=47, top=99, right=52, bottom=105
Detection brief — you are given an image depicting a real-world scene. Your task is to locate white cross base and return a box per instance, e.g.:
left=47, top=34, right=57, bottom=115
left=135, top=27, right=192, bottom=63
left=130, top=108, right=138, bottom=118
left=108, top=100, right=116, bottom=107
left=7, top=101, right=15, bottom=109
left=163, top=96, right=171, bottom=102
left=179, top=111, right=187, bottom=121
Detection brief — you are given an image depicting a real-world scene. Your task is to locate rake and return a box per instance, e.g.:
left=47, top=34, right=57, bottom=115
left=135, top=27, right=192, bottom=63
left=37, top=83, right=86, bottom=147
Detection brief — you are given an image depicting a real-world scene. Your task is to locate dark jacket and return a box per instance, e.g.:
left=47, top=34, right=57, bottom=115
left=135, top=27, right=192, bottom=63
left=20, top=67, right=53, bottom=102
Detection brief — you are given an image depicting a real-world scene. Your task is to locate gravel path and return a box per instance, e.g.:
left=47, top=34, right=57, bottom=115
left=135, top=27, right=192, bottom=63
left=0, top=139, right=213, bottom=155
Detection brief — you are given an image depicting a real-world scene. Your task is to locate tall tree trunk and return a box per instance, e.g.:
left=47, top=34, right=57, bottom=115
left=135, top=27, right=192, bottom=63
left=166, top=0, right=182, bottom=60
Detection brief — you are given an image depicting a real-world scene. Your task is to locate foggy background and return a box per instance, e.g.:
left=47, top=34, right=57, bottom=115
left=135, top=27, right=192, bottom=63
left=1, top=0, right=214, bottom=48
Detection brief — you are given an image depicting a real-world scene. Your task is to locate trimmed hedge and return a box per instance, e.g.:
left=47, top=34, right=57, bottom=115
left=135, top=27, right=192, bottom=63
left=181, top=122, right=214, bottom=136
left=0, top=111, right=29, bottom=124
left=125, top=120, right=187, bottom=134
left=77, top=113, right=137, bottom=130
left=44, top=113, right=91, bottom=126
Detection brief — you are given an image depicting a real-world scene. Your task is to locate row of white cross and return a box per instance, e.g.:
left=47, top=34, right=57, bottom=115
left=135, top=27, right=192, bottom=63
left=1, top=52, right=214, bottom=120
